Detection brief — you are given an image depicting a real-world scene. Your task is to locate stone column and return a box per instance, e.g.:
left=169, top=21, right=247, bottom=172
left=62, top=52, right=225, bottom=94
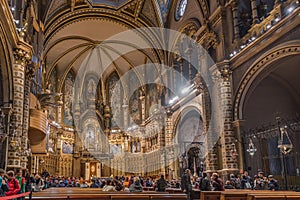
left=233, top=120, right=245, bottom=172
left=185, top=47, right=192, bottom=81
left=251, top=0, right=259, bottom=24
left=231, top=1, right=240, bottom=42
left=7, top=48, right=31, bottom=169
left=20, top=64, right=35, bottom=169
left=217, top=64, right=238, bottom=175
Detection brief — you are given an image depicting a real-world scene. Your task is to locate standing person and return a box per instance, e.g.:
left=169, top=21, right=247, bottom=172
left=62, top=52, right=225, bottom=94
left=156, top=175, right=167, bottom=192
left=5, top=170, right=20, bottom=197
left=25, top=170, right=35, bottom=200
left=181, top=169, right=192, bottom=200
left=16, top=170, right=25, bottom=200
left=199, top=172, right=211, bottom=191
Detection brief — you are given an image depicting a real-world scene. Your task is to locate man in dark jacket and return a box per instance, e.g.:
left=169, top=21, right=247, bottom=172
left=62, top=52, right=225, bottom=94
left=267, top=175, right=279, bottom=191
left=181, top=169, right=192, bottom=200
left=156, top=175, right=167, bottom=192
left=199, top=172, right=211, bottom=191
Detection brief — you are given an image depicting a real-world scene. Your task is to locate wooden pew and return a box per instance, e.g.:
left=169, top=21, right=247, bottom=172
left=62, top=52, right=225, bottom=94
left=200, top=191, right=222, bottom=200
left=150, top=194, right=188, bottom=200
left=28, top=189, right=187, bottom=200
left=247, top=194, right=286, bottom=200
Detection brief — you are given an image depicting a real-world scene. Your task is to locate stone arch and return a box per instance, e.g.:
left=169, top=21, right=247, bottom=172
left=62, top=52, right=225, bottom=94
left=234, top=40, right=300, bottom=121
left=0, top=23, right=13, bottom=104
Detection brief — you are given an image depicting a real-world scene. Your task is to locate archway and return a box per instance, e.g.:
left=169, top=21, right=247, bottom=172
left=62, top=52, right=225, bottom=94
left=235, top=51, right=300, bottom=183
left=175, top=109, right=205, bottom=176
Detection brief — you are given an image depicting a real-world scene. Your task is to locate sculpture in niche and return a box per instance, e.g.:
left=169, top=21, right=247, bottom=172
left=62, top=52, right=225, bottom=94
left=64, top=72, right=74, bottom=126
left=131, top=141, right=141, bottom=153
left=48, top=139, right=55, bottom=153
left=62, top=142, right=73, bottom=154
left=110, top=144, right=122, bottom=155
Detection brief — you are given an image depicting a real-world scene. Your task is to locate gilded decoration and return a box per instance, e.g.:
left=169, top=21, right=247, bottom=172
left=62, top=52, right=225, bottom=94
left=13, top=48, right=31, bottom=66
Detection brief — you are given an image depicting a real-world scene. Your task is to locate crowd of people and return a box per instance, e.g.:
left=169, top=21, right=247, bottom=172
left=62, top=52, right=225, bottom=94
left=181, top=169, right=279, bottom=199
left=0, top=167, right=279, bottom=200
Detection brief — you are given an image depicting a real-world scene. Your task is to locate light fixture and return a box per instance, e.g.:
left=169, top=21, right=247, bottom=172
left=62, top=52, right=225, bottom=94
left=266, top=24, right=271, bottom=29
left=181, top=84, right=194, bottom=94
left=169, top=96, right=179, bottom=105
left=275, top=18, right=280, bottom=22
left=287, top=7, right=295, bottom=13
left=278, top=126, right=293, bottom=155
left=246, top=139, right=257, bottom=156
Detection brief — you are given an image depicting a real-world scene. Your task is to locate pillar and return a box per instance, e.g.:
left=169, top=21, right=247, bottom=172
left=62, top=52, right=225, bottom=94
left=7, top=48, right=31, bottom=169
left=231, top=1, right=240, bottom=42
left=251, top=0, right=259, bottom=24
left=217, top=63, right=239, bottom=176
left=233, top=120, right=245, bottom=172
left=21, top=64, right=35, bottom=169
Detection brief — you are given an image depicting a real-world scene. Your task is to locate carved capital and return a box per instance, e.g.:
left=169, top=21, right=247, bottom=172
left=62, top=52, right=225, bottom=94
left=13, top=48, right=31, bottom=66
left=25, top=63, right=36, bottom=80
left=219, top=65, right=232, bottom=81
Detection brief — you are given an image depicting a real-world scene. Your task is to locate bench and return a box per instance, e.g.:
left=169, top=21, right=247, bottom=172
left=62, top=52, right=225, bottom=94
left=28, top=192, right=187, bottom=200
left=201, top=190, right=300, bottom=200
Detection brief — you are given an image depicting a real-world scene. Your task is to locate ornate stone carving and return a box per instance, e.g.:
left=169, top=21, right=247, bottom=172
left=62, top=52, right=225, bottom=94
left=13, top=48, right=31, bottom=66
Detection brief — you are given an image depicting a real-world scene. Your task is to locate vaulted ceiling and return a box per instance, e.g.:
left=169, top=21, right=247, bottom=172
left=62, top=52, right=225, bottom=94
left=43, top=0, right=166, bottom=91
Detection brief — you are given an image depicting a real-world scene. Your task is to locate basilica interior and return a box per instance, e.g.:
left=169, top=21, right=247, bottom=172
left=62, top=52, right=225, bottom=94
left=0, top=0, right=300, bottom=188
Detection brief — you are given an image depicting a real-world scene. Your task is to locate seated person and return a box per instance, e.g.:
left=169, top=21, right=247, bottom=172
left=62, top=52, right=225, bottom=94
left=267, top=175, right=279, bottom=191
left=129, top=177, right=143, bottom=192
left=224, top=180, right=235, bottom=189
left=102, top=179, right=116, bottom=191
left=90, top=179, right=99, bottom=188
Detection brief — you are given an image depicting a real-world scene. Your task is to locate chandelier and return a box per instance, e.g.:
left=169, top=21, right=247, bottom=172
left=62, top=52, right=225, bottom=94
left=278, top=126, right=293, bottom=155
left=246, top=139, right=257, bottom=156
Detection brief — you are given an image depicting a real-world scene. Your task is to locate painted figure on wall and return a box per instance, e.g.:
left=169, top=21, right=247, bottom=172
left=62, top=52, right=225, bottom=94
left=108, top=72, right=121, bottom=127
left=48, top=139, right=55, bottom=153
left=87, top=78, right=96, bottom=98
left=48, top=68, right=57, bottom=121
left=64, top=72, right=74, bottom=126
